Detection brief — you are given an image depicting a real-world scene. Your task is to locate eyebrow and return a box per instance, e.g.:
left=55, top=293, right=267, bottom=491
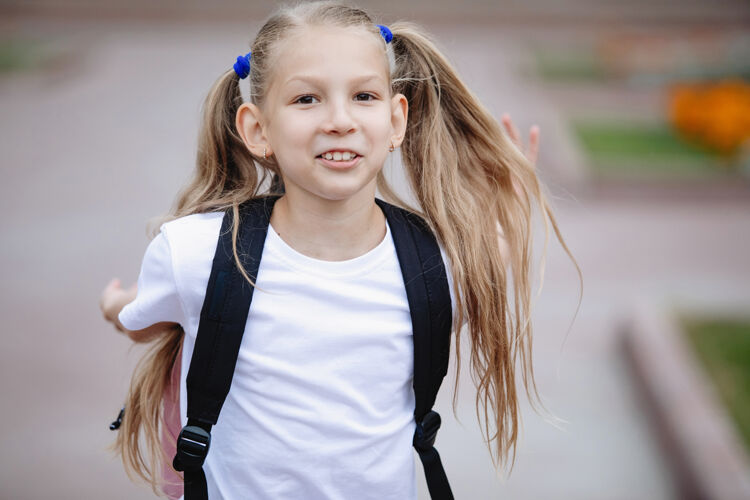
left=283, top=74, right=385, bottom=87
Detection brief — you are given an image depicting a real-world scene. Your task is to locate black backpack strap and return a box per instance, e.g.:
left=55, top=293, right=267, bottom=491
left=173, top=195, right=280, bottom=500
left=375, top=199, right=454, bottom=500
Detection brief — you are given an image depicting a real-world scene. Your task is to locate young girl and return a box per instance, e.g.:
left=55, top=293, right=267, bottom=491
left=100, top=2, right=581, bottom=499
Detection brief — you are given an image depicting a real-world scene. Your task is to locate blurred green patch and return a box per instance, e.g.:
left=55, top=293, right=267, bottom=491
left=0, top=38, right=52, bottom=74
left=533, top=49, right=607, bottom=82
left=681, top=317, right=750, bottom=452
left=572, top=121, right=729, bottom=178
left=532, top=44, right=750, bottom=84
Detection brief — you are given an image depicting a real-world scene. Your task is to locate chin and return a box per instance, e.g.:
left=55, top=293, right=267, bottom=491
left=313, top=186, right=373, bottom=202
left=282, top=166, right=381, bottom=203
left=307, top=177, right=379, bottom=203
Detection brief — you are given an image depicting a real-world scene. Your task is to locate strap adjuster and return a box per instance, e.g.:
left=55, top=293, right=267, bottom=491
left=413, top=410, right=441, bottom=451
left=109, top=406, right=125, bottom=431
left=173, top=425, right=211, bottom=471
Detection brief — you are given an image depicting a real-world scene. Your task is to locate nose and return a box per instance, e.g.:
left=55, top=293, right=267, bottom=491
left=323, top=97, right=356, bottom=135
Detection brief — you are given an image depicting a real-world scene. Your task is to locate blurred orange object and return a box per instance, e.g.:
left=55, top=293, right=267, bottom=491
left=669, top=79, right=750, bottom=158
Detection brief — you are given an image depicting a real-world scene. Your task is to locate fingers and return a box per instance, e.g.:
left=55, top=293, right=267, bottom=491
left=502, top=112, right=541, bottom=167
left=527, top=125, right=540, bottom=166
left=104, top=277, right=137, bottom=294
left=100, top=278, right=130, bottom=323
left=101, top=279, right=118, bottom=309
left=501, top=113, right=522, bottom=147
left=104, top=278, right=121, bottom=291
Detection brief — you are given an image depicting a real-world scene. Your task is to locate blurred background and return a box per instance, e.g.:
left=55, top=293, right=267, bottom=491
left=1, top=0, right=749, bottom=498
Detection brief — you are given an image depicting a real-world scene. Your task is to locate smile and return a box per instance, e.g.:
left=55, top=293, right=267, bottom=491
left=317, top=150, right=359, bottom=161
left=316, top=151, right=361, bottom=169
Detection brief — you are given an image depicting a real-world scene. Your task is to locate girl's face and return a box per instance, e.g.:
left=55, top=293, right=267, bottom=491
left=248, top=25, right=407, bottom=205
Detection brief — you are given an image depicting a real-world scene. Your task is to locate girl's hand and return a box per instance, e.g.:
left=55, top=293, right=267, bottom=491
left=100, top=278, right=137, bottom=333
left=501, top=113, right=540, bottom=166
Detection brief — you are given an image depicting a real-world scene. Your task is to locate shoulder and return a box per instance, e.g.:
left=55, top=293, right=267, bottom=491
left=159, top=211, right=225, bottom=239
left=376, top=199, right=464, bottom=327
left=157, top=211, right=226, bottom=276
left=375, top=198, right=429, bottom=228
left=156, top=211, right=226, bottom=257
left=375, top=199, right=438, bottom=253
left=133, top=212, right=225, bottom=281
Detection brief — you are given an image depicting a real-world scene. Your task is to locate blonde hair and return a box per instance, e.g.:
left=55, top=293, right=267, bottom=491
left=114, top=1, right=582, bottom=495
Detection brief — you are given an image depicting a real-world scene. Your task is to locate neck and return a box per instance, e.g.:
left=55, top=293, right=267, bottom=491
left=269, top=188, right=386, bottom=262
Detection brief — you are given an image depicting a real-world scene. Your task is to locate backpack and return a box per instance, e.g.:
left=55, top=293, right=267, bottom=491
left=167, top=195, right=454, bottom=500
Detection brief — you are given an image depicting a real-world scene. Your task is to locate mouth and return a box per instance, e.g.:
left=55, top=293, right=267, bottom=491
left=316, top=150, right=361, bottom=162
left=316, top=150, right=362, bottom=170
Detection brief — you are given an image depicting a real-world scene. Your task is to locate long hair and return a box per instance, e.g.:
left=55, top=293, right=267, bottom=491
left=114, top=1, right=582, bottom=494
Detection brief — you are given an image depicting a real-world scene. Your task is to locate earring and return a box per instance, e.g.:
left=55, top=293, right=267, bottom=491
left=263, top=146, right=267, bottom=160
left=389, top=141, right=395, bottom=153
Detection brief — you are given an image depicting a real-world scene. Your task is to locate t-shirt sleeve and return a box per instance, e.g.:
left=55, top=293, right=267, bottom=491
left=118, top=227, right=186, bottom=331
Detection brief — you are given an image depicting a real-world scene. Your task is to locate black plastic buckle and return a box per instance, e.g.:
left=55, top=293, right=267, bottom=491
left=173, top=425, right=211, bottom=471
left=413, top=410, right=441, bottom=451
left=109, top=406, right=125, bottom=431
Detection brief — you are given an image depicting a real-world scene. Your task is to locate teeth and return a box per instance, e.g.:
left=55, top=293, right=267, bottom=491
left=322, top=151, right=356, bottom=161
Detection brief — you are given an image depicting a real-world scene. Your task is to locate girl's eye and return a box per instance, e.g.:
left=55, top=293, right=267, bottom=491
left=355, top=93, right=375, bottom=101
left=294, top=95, right=318, bottom=104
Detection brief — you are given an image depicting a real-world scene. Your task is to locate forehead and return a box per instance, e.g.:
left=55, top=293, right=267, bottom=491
left=269, top=25, right=389, bottom=90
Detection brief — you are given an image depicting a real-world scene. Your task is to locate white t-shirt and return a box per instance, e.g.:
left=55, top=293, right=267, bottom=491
left=119, top=207, right=457, bottom=500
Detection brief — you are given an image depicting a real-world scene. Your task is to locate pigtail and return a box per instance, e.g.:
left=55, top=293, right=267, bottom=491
left=170, top=69, right=273, bottom=219
left=113, top=325, right=184, bottom=496
left=388, top=22, right=583, bottom=474
left=116, top=69, right=281, bottom=494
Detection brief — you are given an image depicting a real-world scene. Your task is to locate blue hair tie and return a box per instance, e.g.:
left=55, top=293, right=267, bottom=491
left=233, top=51, right=252, bottom=79
left=233, top=26, right=388, bottom=77
left=376, top=24, right=393, bottom=44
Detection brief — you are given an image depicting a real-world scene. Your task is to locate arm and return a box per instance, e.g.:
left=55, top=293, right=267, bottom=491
left=100, top=278, right=178, bottom=343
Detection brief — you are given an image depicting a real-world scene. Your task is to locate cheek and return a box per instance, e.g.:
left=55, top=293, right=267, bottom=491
left=269, top=115, right=312, bottom=157
left=369, top=108, right=394, bottom=140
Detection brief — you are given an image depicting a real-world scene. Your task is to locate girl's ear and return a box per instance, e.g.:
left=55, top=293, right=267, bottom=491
left=390, top=93, right=408, bottom=148
left=236, top=103, right=273, bottom=157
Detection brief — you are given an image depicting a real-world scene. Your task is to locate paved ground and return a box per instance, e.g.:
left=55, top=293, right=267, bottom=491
left=1, top=13, right=748, bottom=500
